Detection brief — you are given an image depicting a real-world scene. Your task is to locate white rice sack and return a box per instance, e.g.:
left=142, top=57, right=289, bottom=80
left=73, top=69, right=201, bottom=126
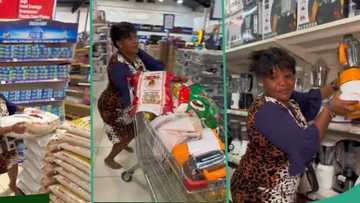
left=56, top=167, right=90, bottom=192
left=24, top=138, right=48, bottom=159
left=22, top=157, right=42, bottom=181
left=2, top=109, right=60, bottom=138
left=55, top=175, right=90, bottom=201
left=60, top=117, right=90, bottom=138
left=54, top=159, right=90, bottom=182
left=49, top=184, right=88, bottom=203
left=17, top=179, right=32, bottom=195
left=49, top=194, right=66, bottom=203
left=41, top=176, right=57, bottom=188
left=54, top=151, right=90, bottom=175
left=58, top=132, right=90, bottom=148
left=42, top=162, right=57, bottom=177
left=17, top=169, right=41, bottom=193
left=58, top=143, right=90, bottom=159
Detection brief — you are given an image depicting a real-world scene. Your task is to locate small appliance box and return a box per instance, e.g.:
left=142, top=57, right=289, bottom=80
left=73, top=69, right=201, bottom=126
left=262, top=0, right=297, bottom=39
left=227, top=2, right=262, bottom=47
left=297, top=0, right=349, bottom=30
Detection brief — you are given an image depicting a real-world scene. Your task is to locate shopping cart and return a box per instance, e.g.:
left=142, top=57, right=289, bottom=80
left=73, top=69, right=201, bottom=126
left=121, top=113, right=226, bottom=202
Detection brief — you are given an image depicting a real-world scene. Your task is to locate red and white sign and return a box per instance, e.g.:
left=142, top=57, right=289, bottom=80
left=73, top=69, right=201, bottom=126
left=18, top=0, right=55, bottom=20
left=0, top=0, right=19, bottom=19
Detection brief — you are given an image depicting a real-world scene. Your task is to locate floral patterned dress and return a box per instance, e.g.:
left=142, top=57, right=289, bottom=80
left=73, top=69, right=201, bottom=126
left=231, top=90, right=322, bottom=203
left=98, top=53, right=146, bottom=144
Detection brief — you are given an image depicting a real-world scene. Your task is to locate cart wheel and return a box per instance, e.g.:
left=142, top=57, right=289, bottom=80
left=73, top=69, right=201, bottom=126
left=121, top=171, right=132, bottom=182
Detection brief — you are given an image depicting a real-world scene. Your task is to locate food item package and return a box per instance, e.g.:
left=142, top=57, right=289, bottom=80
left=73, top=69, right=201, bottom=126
left=130, top=71, right=174, bottom=116
left=49, top=184, right=88, bottom=203
left=55, top=175, right=90, bottom=201
left=54, top=151, right=90, bottom=175
left=60, top=117, right=90, bottom=138
left=1, top=108, right=60, bottom=138
left=58, top=143, right=90, bottom=159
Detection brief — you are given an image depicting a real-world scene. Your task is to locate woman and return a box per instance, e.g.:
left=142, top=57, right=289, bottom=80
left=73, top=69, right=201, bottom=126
left=231, top=47, right=359, bottom=202
left=98, top=22, right=165, bottom=169
left=0, top=94, right=26, bottom=193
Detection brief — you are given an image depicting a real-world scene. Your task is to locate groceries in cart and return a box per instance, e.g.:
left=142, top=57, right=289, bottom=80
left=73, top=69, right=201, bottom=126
left=172, top=128, right=226, bottom=191
left=130, top=70, right=225, bottom=193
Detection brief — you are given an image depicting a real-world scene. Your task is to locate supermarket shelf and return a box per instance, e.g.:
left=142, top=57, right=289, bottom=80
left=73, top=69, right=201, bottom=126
left=78, top=82, right=90, bottom=86
left=70, top=75, right=88, bottom=81
left=328, top=122, right=360, bottom=136
left=227, top=16, right=360, bottom=69
left=0, top=59, right=72, bottom=66
left=227, top=109, right=248, bottom=117
left=0, top=79, right=67, bottom=85
left=65, top=101, right=90, bottom=119
left=13, top=98, right=64, bottom=105
left=71, top=63, right=90, bottom=68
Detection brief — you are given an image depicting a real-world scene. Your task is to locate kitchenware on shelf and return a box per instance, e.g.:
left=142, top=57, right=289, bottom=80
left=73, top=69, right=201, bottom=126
left=311, top=59, right=329, bottom=88
left=229, top=74, right=241, bottom=109
left=338, top=34, right=360, bottom=118
left=239, top=73, right=253, bottom=93
left=332, top=140, right=360, bottom=193
left=239, top=93, right=254, bottom=109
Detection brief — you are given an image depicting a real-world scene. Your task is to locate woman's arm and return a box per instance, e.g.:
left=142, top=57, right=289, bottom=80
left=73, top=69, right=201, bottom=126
left=109, top=63, right=132, bottom=107
left=138, top=49, right=165, bottom=71
left=320, top=84, right=335, bottom=100
left=314, top=93, right=359, bottom=139
left=0, top=126, right=13, bottom=135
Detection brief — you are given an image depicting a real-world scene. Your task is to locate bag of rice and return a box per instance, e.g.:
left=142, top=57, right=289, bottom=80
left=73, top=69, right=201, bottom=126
left=49, top=194, right=66, bottom=203
left=17, top=169, right=41, bottom=193
left=53, top=159, right=90, bottom=182
left=130, top=71, right=174, bottom=116
left=54, top=151, right=90, bottom=174
left=58, top=143, right=90, bottom=159
left=56, top=167, right=90, bottom=192
left=60, top=117, right=90, bottom=138
left=49, top=184, right=88, bottom=203
left=58, top=133, right=90, bottom=148
left=55, top=175, right=90, bottom=201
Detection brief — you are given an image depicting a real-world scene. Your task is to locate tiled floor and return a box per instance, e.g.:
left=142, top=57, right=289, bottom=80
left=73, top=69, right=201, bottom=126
left=93, top=78, right=152, bottom=202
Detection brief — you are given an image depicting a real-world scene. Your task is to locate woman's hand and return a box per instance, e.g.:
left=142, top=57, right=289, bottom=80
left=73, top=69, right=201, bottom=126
left=11, top=123, right=26, bottom=134
left=330, top=92, right=359, bottom=116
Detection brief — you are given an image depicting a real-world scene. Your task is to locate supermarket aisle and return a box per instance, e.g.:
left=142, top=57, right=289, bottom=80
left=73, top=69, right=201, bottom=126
left=93, top=78, right=152, bottom=202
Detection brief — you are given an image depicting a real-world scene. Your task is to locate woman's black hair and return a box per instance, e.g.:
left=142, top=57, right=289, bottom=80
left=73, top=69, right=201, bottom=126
left=249, top=47, right=296, bottom=78
left=110, top=22, right=137, bottom=49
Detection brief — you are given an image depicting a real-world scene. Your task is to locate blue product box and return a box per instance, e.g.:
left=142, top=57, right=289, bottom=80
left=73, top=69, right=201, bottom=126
left=1, top=91, right=8, bottom=99
left=14, top=91, right=21, bottom=102
left=31, top=89, right=37, bottom=98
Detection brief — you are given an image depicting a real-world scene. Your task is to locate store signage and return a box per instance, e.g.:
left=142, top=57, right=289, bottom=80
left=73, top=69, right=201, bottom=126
left=0, top=0, right=19, bottom=19
left=0, top=19, right=78, bottom=43
left=18, top=0, right=55, bottom=20
left=163, top=14, right=175, bottom=30
left=133, top=23, right=193, bottom=35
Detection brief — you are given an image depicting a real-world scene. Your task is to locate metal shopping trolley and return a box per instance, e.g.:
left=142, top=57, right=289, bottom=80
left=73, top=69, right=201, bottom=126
left=121, top=113, right=226, bottom=202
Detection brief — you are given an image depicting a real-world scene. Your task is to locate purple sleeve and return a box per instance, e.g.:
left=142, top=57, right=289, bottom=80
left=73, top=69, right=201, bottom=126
left=291, top=89, right=322, bottom=121
left=138, top=49, right=165, bottom=71
left=0, top=94, right=17, bottom=115
left=254, top=102, right=320, bottom=176
left=109, top=63, right=132, bottom=107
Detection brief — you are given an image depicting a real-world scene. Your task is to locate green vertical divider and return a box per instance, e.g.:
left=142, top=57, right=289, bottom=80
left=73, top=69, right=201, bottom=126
left=89, top=0, right=94, bottom=202
left=220, top=0, right=229, bottom=202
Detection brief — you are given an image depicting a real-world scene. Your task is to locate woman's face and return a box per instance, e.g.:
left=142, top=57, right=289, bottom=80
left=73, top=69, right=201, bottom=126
left=117, top=32, right=138, bottom=56
left=260, top=67, right=295, bottom=103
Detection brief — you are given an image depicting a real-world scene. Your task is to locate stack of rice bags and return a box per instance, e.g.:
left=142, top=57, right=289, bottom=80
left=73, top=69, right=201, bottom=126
left=0, top=108, right=61, bottom=194
left=41, top=117, right=90, bottom=203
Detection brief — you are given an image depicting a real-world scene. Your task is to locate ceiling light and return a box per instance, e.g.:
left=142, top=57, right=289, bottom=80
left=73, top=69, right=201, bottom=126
left=177, top=0, right=183, bottom=4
